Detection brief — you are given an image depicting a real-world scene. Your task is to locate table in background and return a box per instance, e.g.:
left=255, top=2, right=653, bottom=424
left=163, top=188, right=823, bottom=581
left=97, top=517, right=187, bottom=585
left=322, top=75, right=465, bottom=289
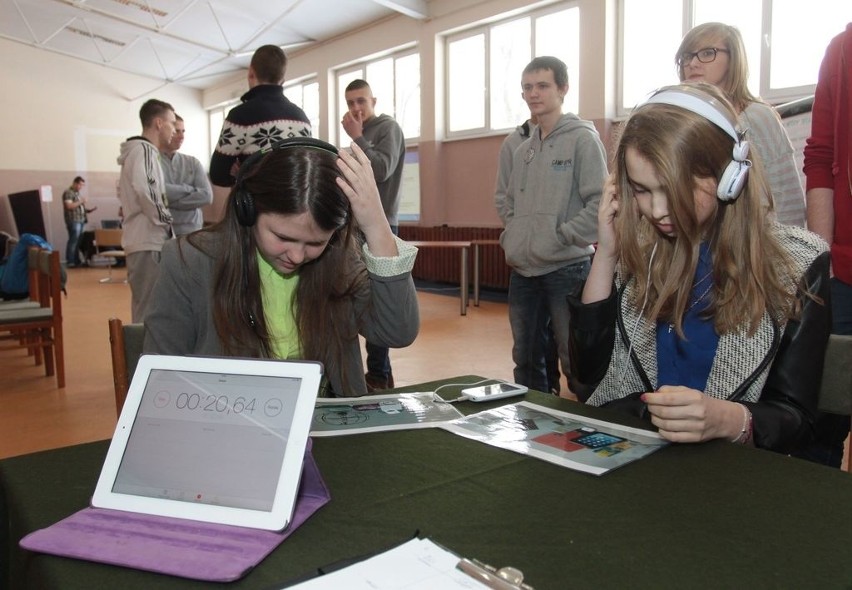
left=3, top=378, right=852, bottom=589
left=408, top=241, right=470, bottom=315
left=471, top=239, right=502, bottom=307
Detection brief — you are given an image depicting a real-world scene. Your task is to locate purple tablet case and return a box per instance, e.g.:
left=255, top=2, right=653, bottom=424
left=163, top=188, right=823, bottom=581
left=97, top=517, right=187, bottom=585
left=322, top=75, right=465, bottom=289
left=20, top=444, right=330, bottom=582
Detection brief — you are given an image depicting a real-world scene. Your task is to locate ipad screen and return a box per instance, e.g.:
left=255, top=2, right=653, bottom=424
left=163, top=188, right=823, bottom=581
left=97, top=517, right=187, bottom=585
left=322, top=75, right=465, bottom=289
left=112, top=369, right=301, bottom=512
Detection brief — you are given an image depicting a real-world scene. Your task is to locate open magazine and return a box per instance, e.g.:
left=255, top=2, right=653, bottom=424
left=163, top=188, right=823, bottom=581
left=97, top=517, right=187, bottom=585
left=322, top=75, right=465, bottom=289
left=441, top=401, right=668, bottom=475
left=310, top=392, right=464, bottom=436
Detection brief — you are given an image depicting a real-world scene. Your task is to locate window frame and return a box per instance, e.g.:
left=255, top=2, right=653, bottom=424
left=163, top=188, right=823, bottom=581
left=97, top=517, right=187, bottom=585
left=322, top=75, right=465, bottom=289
left=283, top=75, right=321, bottom=138
left=443, top=1, right=581, bottom=140
left=334, top=46, right=421, bottom=147
left=617, top=0, right=852, bottom=116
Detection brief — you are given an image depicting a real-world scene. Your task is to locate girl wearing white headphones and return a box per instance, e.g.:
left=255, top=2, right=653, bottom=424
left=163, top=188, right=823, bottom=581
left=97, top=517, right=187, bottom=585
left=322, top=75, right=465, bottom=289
left=569, top=83, right=830, bottom=453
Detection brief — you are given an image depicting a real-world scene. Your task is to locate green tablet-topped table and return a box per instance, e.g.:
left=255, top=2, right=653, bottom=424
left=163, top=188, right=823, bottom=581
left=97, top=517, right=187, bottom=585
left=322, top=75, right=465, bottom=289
left=2, top=377, right=851, bottom=589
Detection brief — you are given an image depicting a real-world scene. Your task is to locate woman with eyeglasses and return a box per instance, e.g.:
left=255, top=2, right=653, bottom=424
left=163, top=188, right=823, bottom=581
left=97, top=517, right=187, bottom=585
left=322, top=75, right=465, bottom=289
left=675, top=22, right=806, bottom=228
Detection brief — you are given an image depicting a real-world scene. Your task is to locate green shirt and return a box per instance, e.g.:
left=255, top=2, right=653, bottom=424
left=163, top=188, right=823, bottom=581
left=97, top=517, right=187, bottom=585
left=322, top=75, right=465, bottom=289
left=257, top=251, right=300, bottom=360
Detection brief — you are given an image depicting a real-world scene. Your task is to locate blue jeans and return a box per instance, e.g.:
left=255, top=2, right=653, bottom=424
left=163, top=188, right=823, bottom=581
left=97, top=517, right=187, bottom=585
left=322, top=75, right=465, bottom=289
left=508, top=261, right=590, bottom=393
left=792, top=277, right=852, bottom=467
left=366, top=225, right=398, bottom=380
left=65, top=221, right=84, bottom=265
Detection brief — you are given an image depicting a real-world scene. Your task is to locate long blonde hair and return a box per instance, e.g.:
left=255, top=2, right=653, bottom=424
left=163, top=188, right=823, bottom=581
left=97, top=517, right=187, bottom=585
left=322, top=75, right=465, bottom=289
left=614, top=83, right=797, bottom=336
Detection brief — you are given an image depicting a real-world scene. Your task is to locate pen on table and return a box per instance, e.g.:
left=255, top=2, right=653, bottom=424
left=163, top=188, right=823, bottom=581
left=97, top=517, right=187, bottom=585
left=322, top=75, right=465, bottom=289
left=456, top=558, right=526, bottom=590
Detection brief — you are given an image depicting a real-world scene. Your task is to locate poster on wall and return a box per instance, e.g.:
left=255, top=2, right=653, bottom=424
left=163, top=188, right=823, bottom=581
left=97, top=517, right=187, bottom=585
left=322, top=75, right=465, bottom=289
left=398, top=149, right=420, bottom=222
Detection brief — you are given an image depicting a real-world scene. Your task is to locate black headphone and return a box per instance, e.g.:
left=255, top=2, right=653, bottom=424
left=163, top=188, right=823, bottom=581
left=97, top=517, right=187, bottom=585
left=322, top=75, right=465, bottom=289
left=643, top=86, right=751, bottom=202
left=232, top=136, right=339, bottom=226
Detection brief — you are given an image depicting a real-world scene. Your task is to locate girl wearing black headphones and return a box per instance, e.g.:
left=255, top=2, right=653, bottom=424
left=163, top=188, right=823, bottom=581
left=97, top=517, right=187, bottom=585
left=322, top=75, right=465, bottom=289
left=144, top=140, right=419, bottom=396
left=568, top=83, right=830, bottom=453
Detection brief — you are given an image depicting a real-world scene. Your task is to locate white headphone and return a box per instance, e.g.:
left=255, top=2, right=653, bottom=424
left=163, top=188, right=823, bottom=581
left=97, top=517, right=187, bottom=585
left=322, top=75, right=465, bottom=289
left=643, top=86, right=751, bottom=202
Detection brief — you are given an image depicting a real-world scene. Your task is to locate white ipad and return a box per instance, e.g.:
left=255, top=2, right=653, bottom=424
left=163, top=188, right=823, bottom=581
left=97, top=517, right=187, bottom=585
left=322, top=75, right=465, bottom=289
left=92, top=354, right=322, bottom=532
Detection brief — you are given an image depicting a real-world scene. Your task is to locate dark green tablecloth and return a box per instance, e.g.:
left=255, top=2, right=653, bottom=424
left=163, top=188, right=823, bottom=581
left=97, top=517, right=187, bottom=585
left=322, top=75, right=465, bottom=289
left=2, top=377, right=852, bottom=589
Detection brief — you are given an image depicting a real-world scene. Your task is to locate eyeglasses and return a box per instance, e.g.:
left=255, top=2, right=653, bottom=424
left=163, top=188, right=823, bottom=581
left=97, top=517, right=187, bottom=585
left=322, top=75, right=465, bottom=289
left=677, top=47, right=729, bottom=67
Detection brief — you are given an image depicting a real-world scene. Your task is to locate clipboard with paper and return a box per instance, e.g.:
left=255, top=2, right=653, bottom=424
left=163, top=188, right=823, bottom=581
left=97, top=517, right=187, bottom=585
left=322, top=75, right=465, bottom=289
left=284, top=537, right=534, bottom=589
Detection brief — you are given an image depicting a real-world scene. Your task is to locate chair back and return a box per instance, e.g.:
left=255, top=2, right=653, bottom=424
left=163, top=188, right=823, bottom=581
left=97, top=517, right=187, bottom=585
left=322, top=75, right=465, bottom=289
left=27, top=246, right=40, bottom=291
left=94, top=228, right=123, bottom=250
left=36, top=250, right=62, bottom=316
left=0, top=248, right=65, bottom=387
left=818, top=334, right=852, bottom=416
left=108, top=317, right=144, bottom=416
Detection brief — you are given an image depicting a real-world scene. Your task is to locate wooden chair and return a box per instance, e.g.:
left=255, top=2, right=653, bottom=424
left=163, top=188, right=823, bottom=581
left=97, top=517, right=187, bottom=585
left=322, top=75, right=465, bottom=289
left=93, top=228, right=126, bottom=284
left=0, top=247, right=47, bottom=364
left=0, top=249, right=65, bottom=387
left=817, top=334, right=852, bottom=472
left=108, top=317, right=144, bottom=416
left=0, top=247, right=42, bottom=311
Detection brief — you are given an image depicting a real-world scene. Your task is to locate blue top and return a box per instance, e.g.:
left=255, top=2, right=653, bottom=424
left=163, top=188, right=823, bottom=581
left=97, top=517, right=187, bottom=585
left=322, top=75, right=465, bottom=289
left=656, top=242, right=720, bottom=391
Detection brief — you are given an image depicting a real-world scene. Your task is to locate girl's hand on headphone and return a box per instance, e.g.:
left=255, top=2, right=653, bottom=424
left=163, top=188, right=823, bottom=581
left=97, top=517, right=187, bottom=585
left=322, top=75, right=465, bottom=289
left=596, top=173, right=620, bottom=260
left=336, top=143, right=398, bottom=257
left=580, top=173, right=621, bottom=304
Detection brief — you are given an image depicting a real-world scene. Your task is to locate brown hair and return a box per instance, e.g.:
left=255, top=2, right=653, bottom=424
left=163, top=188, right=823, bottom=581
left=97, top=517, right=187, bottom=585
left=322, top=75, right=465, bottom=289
left=613, top=83, right=798, bottom=336
left=139, top=99, right=174, bottom=128
left=188, top=146, right=367, bottom=392
left=250, top=45, right=287, bottom=85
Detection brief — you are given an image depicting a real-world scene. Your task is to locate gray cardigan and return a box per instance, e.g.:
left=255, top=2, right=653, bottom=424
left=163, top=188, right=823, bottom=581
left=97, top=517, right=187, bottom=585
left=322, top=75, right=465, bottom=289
left=499, top=113, right=607, bottom=277
left=143, top=234, right=420, bottom=396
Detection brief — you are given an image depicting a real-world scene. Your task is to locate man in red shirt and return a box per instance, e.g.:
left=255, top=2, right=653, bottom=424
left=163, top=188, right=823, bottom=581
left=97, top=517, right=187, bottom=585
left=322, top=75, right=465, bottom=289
left=801, top=23, right=852, bottom=467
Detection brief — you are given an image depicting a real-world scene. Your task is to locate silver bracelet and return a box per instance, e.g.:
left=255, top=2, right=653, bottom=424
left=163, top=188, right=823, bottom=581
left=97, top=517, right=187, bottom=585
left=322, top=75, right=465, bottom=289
left=731, top=403, right=753, bottom=444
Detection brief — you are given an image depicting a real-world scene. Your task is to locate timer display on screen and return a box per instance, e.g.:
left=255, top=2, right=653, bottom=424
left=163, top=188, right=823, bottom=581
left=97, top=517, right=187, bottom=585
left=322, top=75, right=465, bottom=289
left=151, top=390, right=283, bottom=418
left=137, top=369, right=298, bottom=429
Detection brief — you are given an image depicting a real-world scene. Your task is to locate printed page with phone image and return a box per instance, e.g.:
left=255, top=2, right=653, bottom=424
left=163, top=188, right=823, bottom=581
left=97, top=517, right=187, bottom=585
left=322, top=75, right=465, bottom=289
left=441, top=401, right=668, bottom=475
left=310, top=392, right=464, bottom=437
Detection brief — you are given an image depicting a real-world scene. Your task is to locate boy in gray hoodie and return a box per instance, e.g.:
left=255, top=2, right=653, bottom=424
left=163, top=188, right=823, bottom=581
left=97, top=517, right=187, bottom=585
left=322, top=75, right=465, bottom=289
left=117, top=98, right=175, bottom=322
left=499, top=56, right=607, bottom=394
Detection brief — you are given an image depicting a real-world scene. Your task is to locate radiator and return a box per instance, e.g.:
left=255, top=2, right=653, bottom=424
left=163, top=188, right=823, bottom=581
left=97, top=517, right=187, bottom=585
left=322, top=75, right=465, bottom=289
left=398, top=226, right=509, bottom=290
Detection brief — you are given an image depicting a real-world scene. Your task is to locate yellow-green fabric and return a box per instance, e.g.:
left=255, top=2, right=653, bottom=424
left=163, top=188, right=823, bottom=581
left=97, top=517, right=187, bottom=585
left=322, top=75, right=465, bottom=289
left=257, top=250, right=300, bottom=360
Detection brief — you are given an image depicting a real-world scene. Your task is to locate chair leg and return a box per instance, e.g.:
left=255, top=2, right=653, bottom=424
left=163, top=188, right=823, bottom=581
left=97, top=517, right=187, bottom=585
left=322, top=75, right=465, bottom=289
left=26, top=331, right=44, bottom=366
left=41, top=329, right=55, bottom=378
left=54, top=323, right=65, bottom=389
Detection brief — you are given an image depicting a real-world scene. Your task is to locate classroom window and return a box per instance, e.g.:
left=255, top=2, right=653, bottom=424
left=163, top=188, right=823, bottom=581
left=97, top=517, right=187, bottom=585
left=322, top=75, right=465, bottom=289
left=619, top=0, right=852, bottom=113
left=335, top=49, right=421, bottom=147
left=445, top=4, right=580, bottom=138
left=283, top=78, right=321, bottom=138
left=448, top=33, right=486, bottom=132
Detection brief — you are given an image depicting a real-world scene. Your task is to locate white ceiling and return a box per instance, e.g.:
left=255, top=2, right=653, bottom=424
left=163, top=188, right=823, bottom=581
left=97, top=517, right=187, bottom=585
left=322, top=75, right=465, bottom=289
left=0, top=0, right=429, bottom=90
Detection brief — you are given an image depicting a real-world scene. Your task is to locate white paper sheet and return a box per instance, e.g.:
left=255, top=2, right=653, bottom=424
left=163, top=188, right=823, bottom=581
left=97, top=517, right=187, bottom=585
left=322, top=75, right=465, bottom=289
left=286, top=538, right=488, bottom=589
